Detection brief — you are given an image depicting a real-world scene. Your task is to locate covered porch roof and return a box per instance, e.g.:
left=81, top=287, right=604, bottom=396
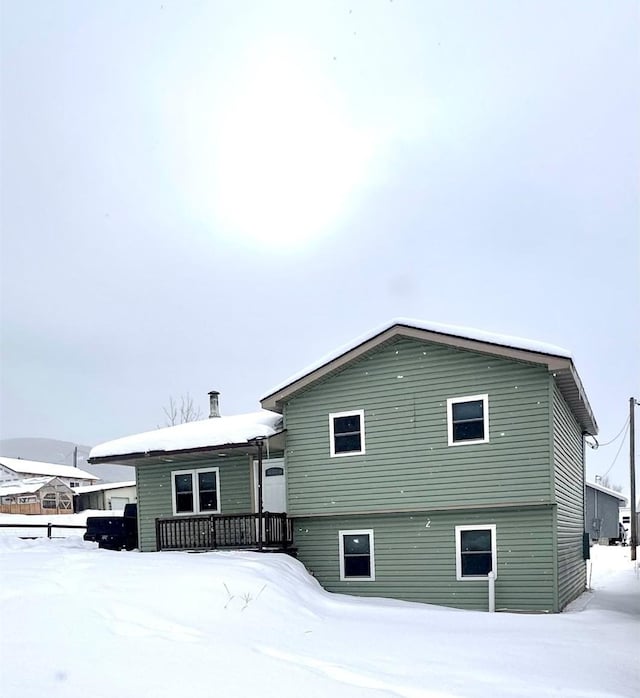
left=88, top=410, right=285, bottom=467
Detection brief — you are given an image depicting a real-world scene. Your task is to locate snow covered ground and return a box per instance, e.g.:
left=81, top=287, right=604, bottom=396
left=0, top=522, right=638, bottom=698
left=0, top=510, right=106, bottom=539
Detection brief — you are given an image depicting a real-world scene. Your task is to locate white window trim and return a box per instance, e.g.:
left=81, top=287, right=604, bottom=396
left=339, top=529, right=375, bottom=581
left=455, top=524, right=497, bottom=581
left=171, top=467, right=221, bottom=516
left=329, top=409, right=366, bottom=457
left=447, top=394, right=489, bottom=446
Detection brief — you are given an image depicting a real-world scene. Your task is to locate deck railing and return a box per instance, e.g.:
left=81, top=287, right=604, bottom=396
left=0, top=522, right=86, bottom=538
left=156, top=512, right=293, bottom=552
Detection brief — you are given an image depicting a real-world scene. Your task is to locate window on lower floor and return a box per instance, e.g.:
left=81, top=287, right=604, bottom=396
left=339, top=529, right=375, bottom=581
left=455, top=524, right=497, bottom=580
left=329, top=410, right=366, bottom=457
left=171, top=468, right=220, bottom=515
left=42, top=493, right=57, bottom=509
left=447, top=394, right=489, bottom=445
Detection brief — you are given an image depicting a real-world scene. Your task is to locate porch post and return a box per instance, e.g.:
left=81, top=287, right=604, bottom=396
left=257, top=438, right=264, bottom=551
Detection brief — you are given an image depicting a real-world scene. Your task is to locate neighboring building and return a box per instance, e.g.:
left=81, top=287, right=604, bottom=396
left=89, top=319, right=598, bottom=613
left=0, top=457, right=98, bottom=488
left=585, top=482, right=627, bottom=544
left=74, top=481, right=137, bottom=512
left=0, top=477, right=75, bottom=514
left=618, top=505, right=640, bottom=544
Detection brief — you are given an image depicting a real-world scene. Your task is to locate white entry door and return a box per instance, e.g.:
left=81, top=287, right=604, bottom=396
left=253, top=458, right=286, bottom=513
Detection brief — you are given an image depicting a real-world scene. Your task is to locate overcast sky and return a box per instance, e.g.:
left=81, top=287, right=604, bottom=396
left=1, top=1, right=638, bottom=494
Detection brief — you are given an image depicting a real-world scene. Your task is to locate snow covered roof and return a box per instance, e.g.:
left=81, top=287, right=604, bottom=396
left=0, top=477, right=72, bottom=496
left=263, top=318, right=572, bottom=399
left=89, top=410, right=284, bottom=462
left=586, top=481, right=628, bottom=503
left=261, top=318, right=597, bottom=435
left=73, top=481, right=136, bottom=494
left=0, top=456, right=98, bottom=481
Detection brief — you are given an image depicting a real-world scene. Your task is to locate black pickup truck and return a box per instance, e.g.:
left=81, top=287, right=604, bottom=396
left=83, top=503, right=138, bottom=550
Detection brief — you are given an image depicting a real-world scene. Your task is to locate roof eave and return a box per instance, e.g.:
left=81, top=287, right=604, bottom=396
left=586, top=482, right=627, bottom=502
left=88, top=431, right=286, bottom=466
left=261, top=324, right=597, bottom=436
left=261, top=324, right=571, bottom=412
left=553, top=363, right=598, bottom=436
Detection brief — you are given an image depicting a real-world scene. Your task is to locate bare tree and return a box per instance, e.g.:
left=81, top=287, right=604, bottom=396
left=598, top=475, right=624, bottom=493
left=160, top=393, right=203, bottom=426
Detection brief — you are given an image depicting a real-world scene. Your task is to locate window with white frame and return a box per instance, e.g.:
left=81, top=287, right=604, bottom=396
left=329, top=410, right=365, bottom=457
left=447, top=394, right=489, bottom=445
left=339, top=529, right=375, bottom=580
left=171, top=468, right=220, bottom=515
left=455, top=525, right=496, bottom=580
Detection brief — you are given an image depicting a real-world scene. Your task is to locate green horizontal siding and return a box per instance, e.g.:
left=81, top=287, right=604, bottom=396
left=552, top=382, right=586, bottom=609
left=284, top=337, right=552, bottom=515
left=136, top=454, right=253, bottom=552
left=294, top=506, right=556, bottom=612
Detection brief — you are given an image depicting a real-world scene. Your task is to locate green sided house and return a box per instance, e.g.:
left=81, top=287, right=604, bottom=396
left=89, top=319, right=598, bottom=613
left=89, top=401, right=291, bottom=554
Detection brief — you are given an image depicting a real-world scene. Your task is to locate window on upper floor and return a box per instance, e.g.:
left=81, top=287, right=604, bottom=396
left=339, top=529, right=375, bottom=581
left=329, top=409, right=366, bottom=457
left=171, top=467, right=220, bottom=515
left=455, top=524, right=496, bottom=580
left=447, top=394, right=489, bottom=446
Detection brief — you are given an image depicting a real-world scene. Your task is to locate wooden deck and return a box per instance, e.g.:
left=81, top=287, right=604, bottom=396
left=156, top=512, right=293, bottom=552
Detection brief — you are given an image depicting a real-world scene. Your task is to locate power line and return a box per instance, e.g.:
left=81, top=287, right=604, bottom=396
left=597, top=416, right=630, bottom=447
left=601, top=420, right=630, bottom=478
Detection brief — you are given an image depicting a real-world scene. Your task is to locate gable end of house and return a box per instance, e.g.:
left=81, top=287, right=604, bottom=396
left=261, top=322, right=597, bottom=436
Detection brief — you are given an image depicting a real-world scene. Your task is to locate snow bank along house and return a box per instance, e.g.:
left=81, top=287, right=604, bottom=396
left=89, top=319, right=598, bottom=613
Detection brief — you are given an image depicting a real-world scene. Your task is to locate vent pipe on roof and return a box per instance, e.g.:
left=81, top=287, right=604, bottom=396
left=208, top=391, right=220, bottom=418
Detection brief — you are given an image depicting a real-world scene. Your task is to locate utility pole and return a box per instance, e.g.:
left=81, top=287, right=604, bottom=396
left=630, top=397, right=637, bottom=562
left=73, top=446, right=78, bottom=468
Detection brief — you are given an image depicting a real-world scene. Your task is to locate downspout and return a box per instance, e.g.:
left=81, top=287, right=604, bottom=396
left=593, top=483, right=597, bottom=537
left=583, top=433, right=592, bottom=590
left=257, top=438, right=264, bottom=551
left=549, top=377, right=559, bottom=613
